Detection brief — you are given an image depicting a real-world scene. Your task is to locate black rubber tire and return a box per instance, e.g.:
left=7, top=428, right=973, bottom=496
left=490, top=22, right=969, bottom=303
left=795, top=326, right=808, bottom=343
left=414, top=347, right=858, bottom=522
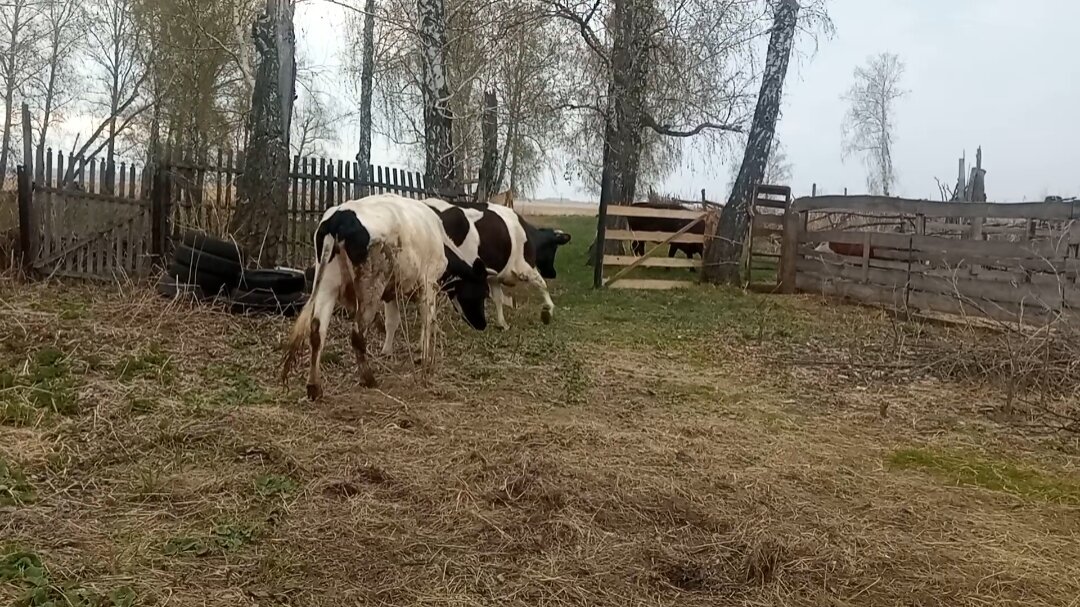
left=172, top=244, right=243, bottom=281
left=227, top=288, right=307, bottom=316
left=237, top=268, right=306, bottom=294
left=168, top=261, right=231, bottom=295
left=180, top=230, right=243, bottom=262
left=156, top=274, right=208, bottom=300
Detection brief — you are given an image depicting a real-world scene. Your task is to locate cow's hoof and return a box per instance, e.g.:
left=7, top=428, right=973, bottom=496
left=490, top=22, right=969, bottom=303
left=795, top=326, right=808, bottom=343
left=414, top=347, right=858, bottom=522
left=497, top=322, right=510, bottom=331
left=306, top=383, right=323, bottom=401
left=540, top=309, right=552, bottom=325
left=361, top=368, right=377, bottom=388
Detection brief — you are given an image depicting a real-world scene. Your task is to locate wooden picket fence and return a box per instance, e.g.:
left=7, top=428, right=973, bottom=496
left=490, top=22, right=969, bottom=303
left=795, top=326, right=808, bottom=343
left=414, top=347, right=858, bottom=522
left=19, top=147, right=450, bottom=280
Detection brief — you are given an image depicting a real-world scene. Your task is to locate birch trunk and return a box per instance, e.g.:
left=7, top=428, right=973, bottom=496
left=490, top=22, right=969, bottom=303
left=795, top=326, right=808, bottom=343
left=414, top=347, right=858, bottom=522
left=704, top=0, right=798, bottom=284
left=229, top=0, right=296, bottom=266
left=475, top=90, right=499, bottom=202
left=355, top=0, right=376, bottom=194
left=417, top=0, right=455, bottom=193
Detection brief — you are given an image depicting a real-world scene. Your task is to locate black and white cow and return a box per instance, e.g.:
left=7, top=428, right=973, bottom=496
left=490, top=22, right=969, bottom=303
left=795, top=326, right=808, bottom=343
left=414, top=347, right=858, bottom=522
left=423, top=198, right=571, bottom=329
left=282, top=194, right=490, bottom=400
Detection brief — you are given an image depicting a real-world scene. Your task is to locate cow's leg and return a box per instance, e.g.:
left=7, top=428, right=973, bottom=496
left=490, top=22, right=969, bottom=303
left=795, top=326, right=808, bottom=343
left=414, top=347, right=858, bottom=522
left=381, top=300, right=401, bottom=356
left=351, top=253, right=392, bottom=388
left=490, top=281, right=511, bottom=330
left=306, top=273, right=343, bottom=401
left=519, top=268, right=555, bottom=324
left=417, top=284, right=438, bottom=369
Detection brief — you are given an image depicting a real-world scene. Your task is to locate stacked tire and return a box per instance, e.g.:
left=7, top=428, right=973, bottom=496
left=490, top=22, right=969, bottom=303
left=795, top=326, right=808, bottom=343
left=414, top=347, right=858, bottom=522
left=157, top=230, right=308, bottom=316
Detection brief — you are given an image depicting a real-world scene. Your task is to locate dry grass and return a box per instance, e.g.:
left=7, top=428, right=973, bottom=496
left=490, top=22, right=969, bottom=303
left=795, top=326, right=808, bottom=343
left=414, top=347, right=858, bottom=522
left=2, top=225, right=1080, bottom=606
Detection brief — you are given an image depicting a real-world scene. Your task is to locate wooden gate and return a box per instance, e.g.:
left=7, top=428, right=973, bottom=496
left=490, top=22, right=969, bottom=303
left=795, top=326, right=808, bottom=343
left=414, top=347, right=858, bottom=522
left=600, top=205, right=711, bottom=290
left=28, top=150, right=155, bottom=280
left=744, top=184, right=792, bottom=288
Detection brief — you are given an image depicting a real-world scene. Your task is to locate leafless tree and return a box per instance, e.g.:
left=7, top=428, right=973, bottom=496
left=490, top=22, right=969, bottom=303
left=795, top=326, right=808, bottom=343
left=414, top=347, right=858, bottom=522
left=842, top=51, right=906, bottom=197
left=353, top=0, right=376, bottom=186
left=291, top=88, right=339, bottom=158
left=228, top=0, right=296, bottom=266
left=0, top=0, right=41, bottom=180
left=704, top=0, right=801, bottom=283
left=71, top=0, right=149, bottom=187
left=764, top=137, right=793, bottom=185
left=32, top=0, right=83, bottom=182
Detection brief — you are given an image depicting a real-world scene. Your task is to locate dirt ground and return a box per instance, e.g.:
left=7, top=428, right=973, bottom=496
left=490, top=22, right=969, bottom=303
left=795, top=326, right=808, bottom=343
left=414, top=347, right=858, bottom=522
left=2, top=216, right=1079, bottom=606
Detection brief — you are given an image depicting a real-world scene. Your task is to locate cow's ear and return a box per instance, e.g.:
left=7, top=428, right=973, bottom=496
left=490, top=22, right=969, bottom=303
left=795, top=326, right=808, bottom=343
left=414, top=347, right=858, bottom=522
left=471, top=258, right=488, bottom=278
left=554, top=230, right=571, bottom=245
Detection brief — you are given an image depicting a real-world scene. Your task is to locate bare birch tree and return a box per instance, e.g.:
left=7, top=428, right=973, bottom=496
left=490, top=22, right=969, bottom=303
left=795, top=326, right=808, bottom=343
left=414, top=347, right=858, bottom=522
left=354, top=0, right=376, bottom=188
left=291, top=88, right=339, bottom=158
left=229, top=0, right=296, bottom=265
left=70, top=0, right=149, bottom=186
left=842, top=51, right=906, bottom=196
left=704, top=0, right=800, bottom=284
left=0, top=0, right=41, bottom=180
left=31, top=0, right=83, bottom=182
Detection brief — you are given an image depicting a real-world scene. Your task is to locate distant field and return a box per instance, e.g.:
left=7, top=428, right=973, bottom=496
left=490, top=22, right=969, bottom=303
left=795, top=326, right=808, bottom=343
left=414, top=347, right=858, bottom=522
left=2, top=215, right=1079, bottom=607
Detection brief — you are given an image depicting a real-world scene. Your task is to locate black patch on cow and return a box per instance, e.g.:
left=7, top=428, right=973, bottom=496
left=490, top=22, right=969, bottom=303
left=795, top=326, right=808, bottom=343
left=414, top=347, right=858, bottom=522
left=315, top=209, right=371, bottom=266
left=422, top=201, right=472, bottom=247
left=474, top=210, right=512, bottom=274
left=522, top=220, right=571, bottom=279
left=440, top=247, right=489, bottom=331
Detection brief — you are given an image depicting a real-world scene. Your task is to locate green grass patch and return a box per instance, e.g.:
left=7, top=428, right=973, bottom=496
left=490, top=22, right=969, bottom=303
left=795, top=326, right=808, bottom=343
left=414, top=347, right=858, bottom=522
left=254, top=474, right=298, bottom=498
left=164, top=522, right=257, bottom=557
left=0, top=549, right=134, bottom=607
left=888, top=447, right=1080, bottom=504
left=0, top=348, right=78, bottom=421
left=201, top=362, right=269, bottom=407
left=0, top=458, right=35, bottom=506
left=114, top=345, right=172, bottom=383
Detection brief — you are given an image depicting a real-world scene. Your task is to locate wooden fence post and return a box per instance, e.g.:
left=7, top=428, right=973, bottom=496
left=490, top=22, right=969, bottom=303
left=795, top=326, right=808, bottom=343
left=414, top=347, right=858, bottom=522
left=150, top=153, right=171, bottom=268
left=17, top=165, right=33, bottom=274
left=779, top=200, right=801, bottom=293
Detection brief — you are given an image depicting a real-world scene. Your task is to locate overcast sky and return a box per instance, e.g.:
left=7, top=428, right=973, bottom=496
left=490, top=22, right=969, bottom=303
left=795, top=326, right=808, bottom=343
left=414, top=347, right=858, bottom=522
left=292, top=0, right=1080, bottom=202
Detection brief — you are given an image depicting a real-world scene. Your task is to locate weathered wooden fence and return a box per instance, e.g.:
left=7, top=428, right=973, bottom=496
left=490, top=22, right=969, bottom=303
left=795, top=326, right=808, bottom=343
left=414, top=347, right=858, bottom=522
left=29, top=150, right=155, bottom=280
left=744, top=184, right=791, bottom=288
left=19, top=147, right=446, bottom=279
left=601, top=205, right=712, bottom=290
left=778, top=196, right=1080, bottom=325
left=163, top=151, right=432, bottom=267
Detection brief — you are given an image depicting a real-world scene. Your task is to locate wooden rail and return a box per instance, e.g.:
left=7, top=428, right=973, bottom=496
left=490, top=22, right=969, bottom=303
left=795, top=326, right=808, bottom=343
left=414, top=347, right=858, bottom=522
left=600, top=205, right=710, bottom=290
left=779, top=195, right=1080, bottom=325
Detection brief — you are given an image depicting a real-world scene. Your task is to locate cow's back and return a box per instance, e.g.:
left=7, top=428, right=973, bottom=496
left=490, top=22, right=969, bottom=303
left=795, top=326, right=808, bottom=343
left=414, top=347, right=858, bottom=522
left=341, top=195, right=448, bottom=291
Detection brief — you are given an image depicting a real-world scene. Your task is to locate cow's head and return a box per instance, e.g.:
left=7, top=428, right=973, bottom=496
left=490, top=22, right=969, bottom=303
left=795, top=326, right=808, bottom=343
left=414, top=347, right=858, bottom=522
left=532, top=228, right=572, bottom=279
left=441, top=249, right=490, bottom=331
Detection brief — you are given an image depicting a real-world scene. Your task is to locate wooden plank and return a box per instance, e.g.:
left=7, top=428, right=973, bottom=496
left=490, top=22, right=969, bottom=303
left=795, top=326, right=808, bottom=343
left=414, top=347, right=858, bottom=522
left=291, top=155, right=300, bottom=264
left=778, top=208, right=802, bottom=292
left=804, top=228, right=1066, bottom=259
left=300, top=157, right=309, bottom=213
left=603, top=215, right=706, bottom=286
left=33, top=186, right=146, bottom=207
left=603, top=255, right=699, bottom=268
left=795, top=195, right=1080, bottom=221
left=797, top=256, right=1078, bottom=311
left=337, top=159, right=345, bottom=204
left=605, top=278, right=696, bottom=290
left=88, top=157, right=97, bottom=193
left=605, top=229, right=704, bottom=245
left=753, top=214, right=785, bottom=229
left=606, top=205, right=704, bottom=220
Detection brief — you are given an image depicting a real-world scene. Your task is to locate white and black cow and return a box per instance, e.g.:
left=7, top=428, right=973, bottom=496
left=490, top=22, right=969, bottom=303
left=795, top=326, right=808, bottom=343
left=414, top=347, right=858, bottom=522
left=424, top=198, right=571, bottom=329
left=281, top=194, right=490, bottom=400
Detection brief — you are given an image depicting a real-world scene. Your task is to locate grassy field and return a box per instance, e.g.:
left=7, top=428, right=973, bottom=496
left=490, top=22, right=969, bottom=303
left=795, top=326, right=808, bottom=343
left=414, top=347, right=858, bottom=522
left=2, top=215, right=1079, bottom=606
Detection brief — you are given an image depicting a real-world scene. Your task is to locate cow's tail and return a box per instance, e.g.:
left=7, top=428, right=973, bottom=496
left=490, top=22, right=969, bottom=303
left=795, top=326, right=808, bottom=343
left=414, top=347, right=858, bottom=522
left=281, top=236, right=335, bottom=384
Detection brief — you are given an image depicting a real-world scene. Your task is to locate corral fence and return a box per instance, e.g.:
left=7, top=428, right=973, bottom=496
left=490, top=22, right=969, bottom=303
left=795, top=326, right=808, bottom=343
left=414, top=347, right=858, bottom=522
left=777, top=196, right=1080, bottom=325
left=600, top=205, right=716, bottom=290
left=17, top=147, right=449, bottom=280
